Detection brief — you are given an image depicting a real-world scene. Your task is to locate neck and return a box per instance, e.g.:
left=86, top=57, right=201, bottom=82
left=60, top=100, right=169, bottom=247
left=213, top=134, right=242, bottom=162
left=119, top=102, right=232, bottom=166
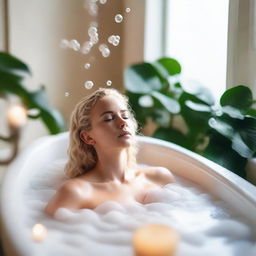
left=95, top=148, right=130, bottom=184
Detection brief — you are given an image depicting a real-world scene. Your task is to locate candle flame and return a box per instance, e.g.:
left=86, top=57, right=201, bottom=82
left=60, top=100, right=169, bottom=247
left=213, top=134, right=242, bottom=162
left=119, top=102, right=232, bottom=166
left=32, top=223, right=47, bottom=242
left=7, top=105, right=27, bottom=128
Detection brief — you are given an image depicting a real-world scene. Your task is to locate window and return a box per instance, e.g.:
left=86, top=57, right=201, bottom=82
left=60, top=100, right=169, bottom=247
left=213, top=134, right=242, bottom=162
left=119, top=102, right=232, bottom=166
left=144, top=0, right=230, bottom=100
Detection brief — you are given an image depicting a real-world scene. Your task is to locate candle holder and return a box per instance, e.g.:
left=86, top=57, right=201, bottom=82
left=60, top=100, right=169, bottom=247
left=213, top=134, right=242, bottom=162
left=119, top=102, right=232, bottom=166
left=0, top=105, right=27, bottom=165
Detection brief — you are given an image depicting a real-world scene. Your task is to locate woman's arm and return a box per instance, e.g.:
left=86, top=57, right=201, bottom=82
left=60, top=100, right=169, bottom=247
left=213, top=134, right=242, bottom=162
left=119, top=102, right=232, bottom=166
left=45, top=180, right=89, bottom=217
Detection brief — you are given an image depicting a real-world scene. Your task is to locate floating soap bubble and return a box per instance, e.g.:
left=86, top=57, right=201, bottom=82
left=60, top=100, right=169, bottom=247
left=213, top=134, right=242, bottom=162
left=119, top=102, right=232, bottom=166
left=70, top=39, right=80, bottom=51
left=102, top=48, right=110, bottom=57
left=81, top=41, right=93, bottom=54
left=139, top=95, right=154, bottom=107
left=88, top=26, right=97, bottom=37
left=59, top=39, right=69, bottom=49
left=88, top=26, right=99, bottom=45
left=98, top=44, right=110, bottom=57
left=125, top=7, right=131, bottom=13
left=106, top=80, right=112, bottom=86
left=84, top=0, right=98, bottom=16
left=84, top=63, right=91, bottom=69
left=108, top=35, right=120, bottom=46
left=99, top=44, right=107, bottom=51
left=108, top=35, right=115, bottom=44
left=112, top=39, right=120, bottom=46
left=115, top=14, right=123, bottom=23
left=64, top=92, right=70, bottom=97
left=90, top=35, right=99, bottom=44
left=84, top=80, right=94, bottom=89
left=99, top=0, right=107, bottom=4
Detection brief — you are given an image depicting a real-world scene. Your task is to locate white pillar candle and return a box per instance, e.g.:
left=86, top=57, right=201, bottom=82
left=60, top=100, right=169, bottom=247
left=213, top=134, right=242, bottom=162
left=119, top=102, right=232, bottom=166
left=133, top=224, right=179, bottom=256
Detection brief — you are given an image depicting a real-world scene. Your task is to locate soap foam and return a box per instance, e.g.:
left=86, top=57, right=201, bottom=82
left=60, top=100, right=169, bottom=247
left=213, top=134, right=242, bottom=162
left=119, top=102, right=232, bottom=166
left=21, top=159, right=256, bottom=256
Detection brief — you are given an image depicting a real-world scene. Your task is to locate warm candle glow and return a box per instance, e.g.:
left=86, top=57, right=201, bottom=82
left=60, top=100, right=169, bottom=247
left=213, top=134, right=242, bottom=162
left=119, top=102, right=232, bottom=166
left=133, top=224, right=179, bottom=256
left=32, top=223, right=47, bottom=242
left=7, top=105, right=27, bottom=128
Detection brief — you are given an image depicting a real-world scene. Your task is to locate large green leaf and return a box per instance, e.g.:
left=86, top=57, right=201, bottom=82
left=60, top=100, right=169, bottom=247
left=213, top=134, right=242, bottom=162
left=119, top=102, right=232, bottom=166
left=220, top=85, right=253, bottom=111
left=208, top=117, right=234, bottom=139
left=151, top=91, right=180, bottom=114
left=127, top=91, right=155, bottom=126
left=155, top=57, right=182, bottom=76
left=235, top=116, right=256, bottom=156
left=0, top=70, right=28, bottom=96
left=124, top=63, right=162, bottom=94
left=246, top=108, right=256, bottom=117
left=153, top=127, right=189, bottom=148
left=40, top=108, right=65, bottom=134
left=185, top=101, right=212, bottom=112
left=209, top=115, right=256, bottom=158
left=204, top=133, right=247, bottom=178
left=181, top=79, right=215, bottom=105
left=221, top=105, right=244, bottom=119
left=179, top=92, right=212, bottom=134
left=0, top=52, right=31, bottom=76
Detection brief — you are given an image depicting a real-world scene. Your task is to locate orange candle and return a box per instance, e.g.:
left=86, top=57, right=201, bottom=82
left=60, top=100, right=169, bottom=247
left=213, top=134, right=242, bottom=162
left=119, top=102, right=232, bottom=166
left=133, top=224, right=179, bottom=256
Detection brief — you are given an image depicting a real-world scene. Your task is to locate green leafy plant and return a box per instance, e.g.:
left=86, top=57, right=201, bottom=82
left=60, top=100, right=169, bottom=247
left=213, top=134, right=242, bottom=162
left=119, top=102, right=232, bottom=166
left=125, top=57, right=256, bottom=178
left=0, top=52, right=65, bottom=134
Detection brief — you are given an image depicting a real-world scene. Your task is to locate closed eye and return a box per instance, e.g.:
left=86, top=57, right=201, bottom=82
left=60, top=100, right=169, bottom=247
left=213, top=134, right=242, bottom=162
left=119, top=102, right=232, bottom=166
left=104, top=117, right=114, bottom=122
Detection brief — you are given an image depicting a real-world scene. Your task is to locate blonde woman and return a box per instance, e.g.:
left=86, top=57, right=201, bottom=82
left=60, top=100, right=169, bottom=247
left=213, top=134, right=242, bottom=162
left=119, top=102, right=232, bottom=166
left=45, top=88, right=175, bottom=216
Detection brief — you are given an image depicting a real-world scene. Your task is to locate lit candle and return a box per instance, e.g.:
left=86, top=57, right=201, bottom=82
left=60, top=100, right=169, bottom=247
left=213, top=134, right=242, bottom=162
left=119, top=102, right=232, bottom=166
left=32, top=223, right=47, bottom=242
left=7, top=105, right=27, bottom=128
left=133, top=224, right=179, bottom=256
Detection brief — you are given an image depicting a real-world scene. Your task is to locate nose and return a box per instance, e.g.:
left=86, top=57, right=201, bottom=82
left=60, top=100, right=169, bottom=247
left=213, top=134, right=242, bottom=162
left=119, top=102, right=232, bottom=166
left=117, top=116, right=127, bottom=128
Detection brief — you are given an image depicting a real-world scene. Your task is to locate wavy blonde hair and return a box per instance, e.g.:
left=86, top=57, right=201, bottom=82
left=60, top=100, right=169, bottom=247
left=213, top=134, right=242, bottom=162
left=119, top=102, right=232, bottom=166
left=64, top=88, right=138, bottom=178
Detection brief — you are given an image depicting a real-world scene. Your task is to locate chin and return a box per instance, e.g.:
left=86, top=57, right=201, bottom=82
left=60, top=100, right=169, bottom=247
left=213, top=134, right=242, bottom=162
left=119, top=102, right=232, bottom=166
left=118, top=136, right=135, bottom=147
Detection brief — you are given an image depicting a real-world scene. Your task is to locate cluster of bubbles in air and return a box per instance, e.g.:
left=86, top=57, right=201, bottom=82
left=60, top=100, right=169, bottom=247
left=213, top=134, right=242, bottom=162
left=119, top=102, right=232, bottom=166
left=62, top=0, right=131, bottom=95
left=108, top=35, right=120, bottom=46
left=81, top=25, right=99, bottom=55
left=60, top=39, right=80, bottom=51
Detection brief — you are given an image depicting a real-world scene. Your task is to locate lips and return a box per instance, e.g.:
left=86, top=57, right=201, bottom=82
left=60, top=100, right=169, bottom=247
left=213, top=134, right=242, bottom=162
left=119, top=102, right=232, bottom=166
left=118, top=131, right=131, bottom=137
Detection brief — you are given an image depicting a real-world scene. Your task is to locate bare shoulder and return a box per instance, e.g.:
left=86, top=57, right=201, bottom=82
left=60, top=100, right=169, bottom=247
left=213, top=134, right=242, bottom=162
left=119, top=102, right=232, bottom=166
left=45, top=178, right=91, bottom=217
left=139, top=166, right=176, bottom=184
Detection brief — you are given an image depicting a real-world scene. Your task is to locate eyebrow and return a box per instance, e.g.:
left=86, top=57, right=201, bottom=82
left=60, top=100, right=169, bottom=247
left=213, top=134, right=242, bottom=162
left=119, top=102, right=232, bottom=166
left=100, top=110, right=128, bottom=117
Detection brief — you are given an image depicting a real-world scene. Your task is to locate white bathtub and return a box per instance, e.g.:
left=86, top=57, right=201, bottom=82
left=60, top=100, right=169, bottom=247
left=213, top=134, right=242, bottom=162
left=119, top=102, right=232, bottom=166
left=1, top=132, right=256, bottom=256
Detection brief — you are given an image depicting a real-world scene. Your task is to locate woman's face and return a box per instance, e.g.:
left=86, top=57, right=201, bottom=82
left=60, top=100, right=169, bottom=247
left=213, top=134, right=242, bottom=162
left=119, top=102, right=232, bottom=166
left=81, top=95, right=136, bottom=151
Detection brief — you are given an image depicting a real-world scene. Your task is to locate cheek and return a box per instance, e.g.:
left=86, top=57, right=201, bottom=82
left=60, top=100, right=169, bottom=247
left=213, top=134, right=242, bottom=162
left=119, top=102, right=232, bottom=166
left=128, top=120, right=137, bottom=133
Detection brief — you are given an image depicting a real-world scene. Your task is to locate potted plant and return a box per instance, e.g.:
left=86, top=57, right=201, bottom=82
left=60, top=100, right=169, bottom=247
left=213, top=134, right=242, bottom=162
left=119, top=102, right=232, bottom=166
left=124, top=57, right=256, bottom=180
